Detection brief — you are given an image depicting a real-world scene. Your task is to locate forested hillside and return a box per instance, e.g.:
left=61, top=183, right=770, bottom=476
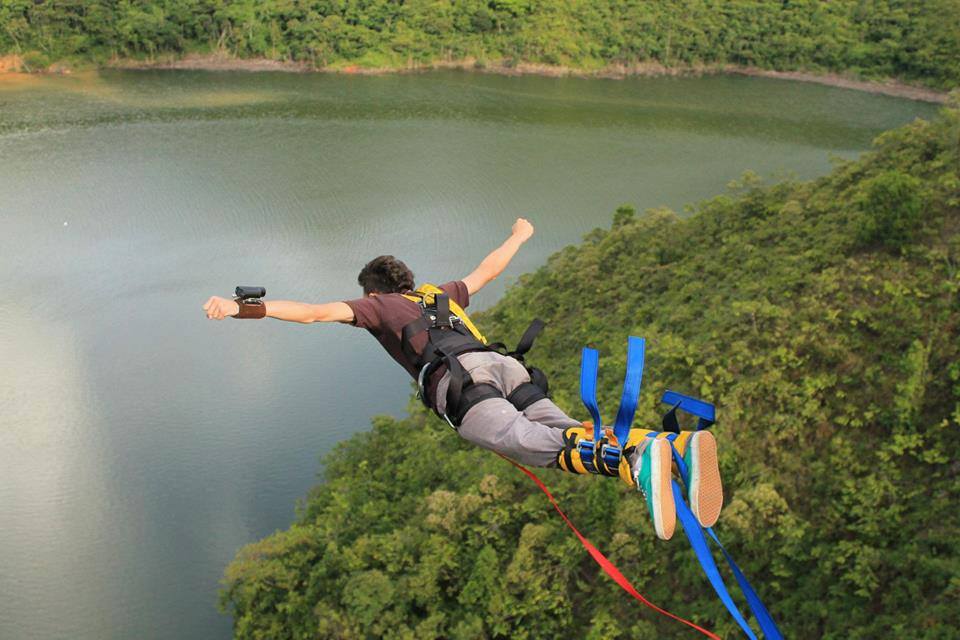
left=2, top=0, right=959, bottom=89
left=220, top=105, right=960, bottom=638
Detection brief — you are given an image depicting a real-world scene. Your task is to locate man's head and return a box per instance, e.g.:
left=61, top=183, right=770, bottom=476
left=358, top=255, right=415, bottom=296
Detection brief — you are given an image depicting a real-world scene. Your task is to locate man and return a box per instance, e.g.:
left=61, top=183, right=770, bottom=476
left=203, top=218, right=722, bottom=540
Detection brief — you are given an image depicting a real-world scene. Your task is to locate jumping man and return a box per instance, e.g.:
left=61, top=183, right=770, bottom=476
left=202, top=218, right=723, bottom=540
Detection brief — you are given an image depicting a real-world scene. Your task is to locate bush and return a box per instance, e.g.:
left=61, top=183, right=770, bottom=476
left=21, top=50, right=49, bottom=71
left=857, top=170, right=924, bottom=250
left=612, top=204, right=636, bottom=227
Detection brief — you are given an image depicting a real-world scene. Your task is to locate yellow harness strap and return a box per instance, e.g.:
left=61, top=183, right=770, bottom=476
left=402, top=283, right=487, bottom=345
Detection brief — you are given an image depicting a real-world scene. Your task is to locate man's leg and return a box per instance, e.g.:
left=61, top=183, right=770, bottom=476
left=456, top=398, right=566, bottom=467
left=522, top=398, right=581, bottom=430
left=434, top=353, right=681, bottom=539
left=466, top=351, right=581, bottom=430
left=435, top=352, right=567, bottom=467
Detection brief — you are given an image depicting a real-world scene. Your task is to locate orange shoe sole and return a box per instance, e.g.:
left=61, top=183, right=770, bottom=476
left=688, top=431, right=723, bottom=528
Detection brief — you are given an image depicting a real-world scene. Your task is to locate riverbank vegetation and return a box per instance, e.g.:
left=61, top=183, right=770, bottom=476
left=221, top=104, right=960, bottom=638
left=2, top=1, right=959, bottom=89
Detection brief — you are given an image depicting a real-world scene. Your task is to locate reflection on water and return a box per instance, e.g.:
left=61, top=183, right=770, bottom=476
left=0, top=70, right=283, bottom=109
left=0, top=70, right=937, bottom=640
left=0, top=70, right=937, bottom=148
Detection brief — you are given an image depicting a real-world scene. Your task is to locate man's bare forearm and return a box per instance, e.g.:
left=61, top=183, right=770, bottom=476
left=264, top=300, right=316, bottom=323
left=462, top=218, right=534, bottom=295
left=478, top=234, right=524, bottom=281
left=263, top=300, right=354, bottom=324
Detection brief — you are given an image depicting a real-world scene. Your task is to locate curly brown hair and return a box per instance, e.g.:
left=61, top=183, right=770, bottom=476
left=357, top=255, right=415, bottom=295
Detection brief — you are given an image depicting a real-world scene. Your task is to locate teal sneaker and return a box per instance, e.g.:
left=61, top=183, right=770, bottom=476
left=678, top=430, right=723, bottom=528
left=631, top=437, right=676, bottom=540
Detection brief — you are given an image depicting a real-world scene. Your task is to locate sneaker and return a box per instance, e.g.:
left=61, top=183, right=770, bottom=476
left=681, top=431, right=723, bottom=528
left=632, top=437, right=676, bottom=540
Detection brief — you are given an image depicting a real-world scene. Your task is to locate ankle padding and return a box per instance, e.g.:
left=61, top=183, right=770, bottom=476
left=557, top=425, right=655, bottom=483
left=557, top=426, right=591, bottom=475
left=616, top=427, right=656, bottom=486
left=669, top=430, right=693, bottom=456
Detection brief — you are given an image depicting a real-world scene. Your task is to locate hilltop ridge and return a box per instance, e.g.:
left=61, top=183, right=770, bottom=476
left=3, top=1, right=959, bottom=93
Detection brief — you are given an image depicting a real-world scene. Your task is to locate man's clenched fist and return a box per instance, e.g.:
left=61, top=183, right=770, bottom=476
left=203, top=296, right=239, bottom=320
left=512, top=217, right=534, bottom=243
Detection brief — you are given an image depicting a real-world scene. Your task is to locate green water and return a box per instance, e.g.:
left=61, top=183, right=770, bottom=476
left=0, top=70, right=937, bottom=640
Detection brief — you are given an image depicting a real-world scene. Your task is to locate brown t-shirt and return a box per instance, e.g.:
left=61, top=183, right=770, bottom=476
left=343, top=281, right=471, bottom=385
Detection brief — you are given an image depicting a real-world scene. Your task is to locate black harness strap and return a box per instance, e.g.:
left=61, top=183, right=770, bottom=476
left=528, top=366, right=549, bottom=395
left=513, top=319, right=545, bottom=359
left=662, top=403, right=682, bottom=434
left=435, top=293, right=452, bottom=327
left=442, top=345, right=469, bottom=419
left=400, top=291, right=552, bottom=426
left=450, top=382, right=502, bottom=426
left=437, top=319, right=550, bottom=424
left=506, top=382, right=547, bottom=412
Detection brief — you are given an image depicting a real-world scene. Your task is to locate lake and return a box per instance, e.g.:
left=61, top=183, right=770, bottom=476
left=0, top=69, right=938, bottom=640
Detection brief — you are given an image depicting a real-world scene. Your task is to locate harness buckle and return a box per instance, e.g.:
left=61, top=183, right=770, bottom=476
left=416, top=362, right=440, bottom=411
left=442, top=413, right=458, bottom=430
left=577, top=439, right=597, bottom=469
left=426, top=312, right=463, bottom=329
left=600, top=443, right=623, bottom=470
left=416, top=363, right=430, bottom=400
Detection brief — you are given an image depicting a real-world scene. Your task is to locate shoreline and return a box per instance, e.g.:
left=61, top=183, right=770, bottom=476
left=1, top=52, right=950, bottom=104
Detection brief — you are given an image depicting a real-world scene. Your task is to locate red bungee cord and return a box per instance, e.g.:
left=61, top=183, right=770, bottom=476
left=498, top=454, right=720, bottom=640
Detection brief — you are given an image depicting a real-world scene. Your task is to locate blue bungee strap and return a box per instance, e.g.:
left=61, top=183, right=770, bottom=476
left=612, top=337, right=645, bottom=448
left=662, top=390, right=716, bottom=432
left=579, top=347, right=603, bottom=472
left=662, top=433, right=783, bottom=639
left=671, top=479, right=759, bottom=640
left=580, top=347, right=603, bottom=440
left=705, top=528, right=782, bottom=639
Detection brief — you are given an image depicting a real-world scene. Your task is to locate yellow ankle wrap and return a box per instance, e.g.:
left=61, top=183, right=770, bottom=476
left=557, top=424, right=655, bottom=486
left=556, top=425, right=592, bottom=475
left=668, top=430, right=693, bottom=456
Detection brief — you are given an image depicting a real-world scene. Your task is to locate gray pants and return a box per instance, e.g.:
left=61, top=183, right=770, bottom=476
left=435, top=351, right=580, bottom=467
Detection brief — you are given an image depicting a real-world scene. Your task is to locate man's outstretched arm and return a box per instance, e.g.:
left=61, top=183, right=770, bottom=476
left=462, top=217, right=534, bottom=296
left=203, top=297, right=354, bottom=323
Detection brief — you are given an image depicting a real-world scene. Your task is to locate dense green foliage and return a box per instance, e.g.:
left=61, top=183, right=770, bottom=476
left=3, top=1, right=960, bottom=88
left=221, top=106, right=960, bottom=638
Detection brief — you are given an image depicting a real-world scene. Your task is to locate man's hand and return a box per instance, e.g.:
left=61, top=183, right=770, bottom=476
left=512, top=217, right=534, bottom=243
left=203, top=296, right=239, bottom=320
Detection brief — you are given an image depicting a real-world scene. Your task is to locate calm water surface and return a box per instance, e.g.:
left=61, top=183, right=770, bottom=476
left=0, top=70, right=937, bottom=639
